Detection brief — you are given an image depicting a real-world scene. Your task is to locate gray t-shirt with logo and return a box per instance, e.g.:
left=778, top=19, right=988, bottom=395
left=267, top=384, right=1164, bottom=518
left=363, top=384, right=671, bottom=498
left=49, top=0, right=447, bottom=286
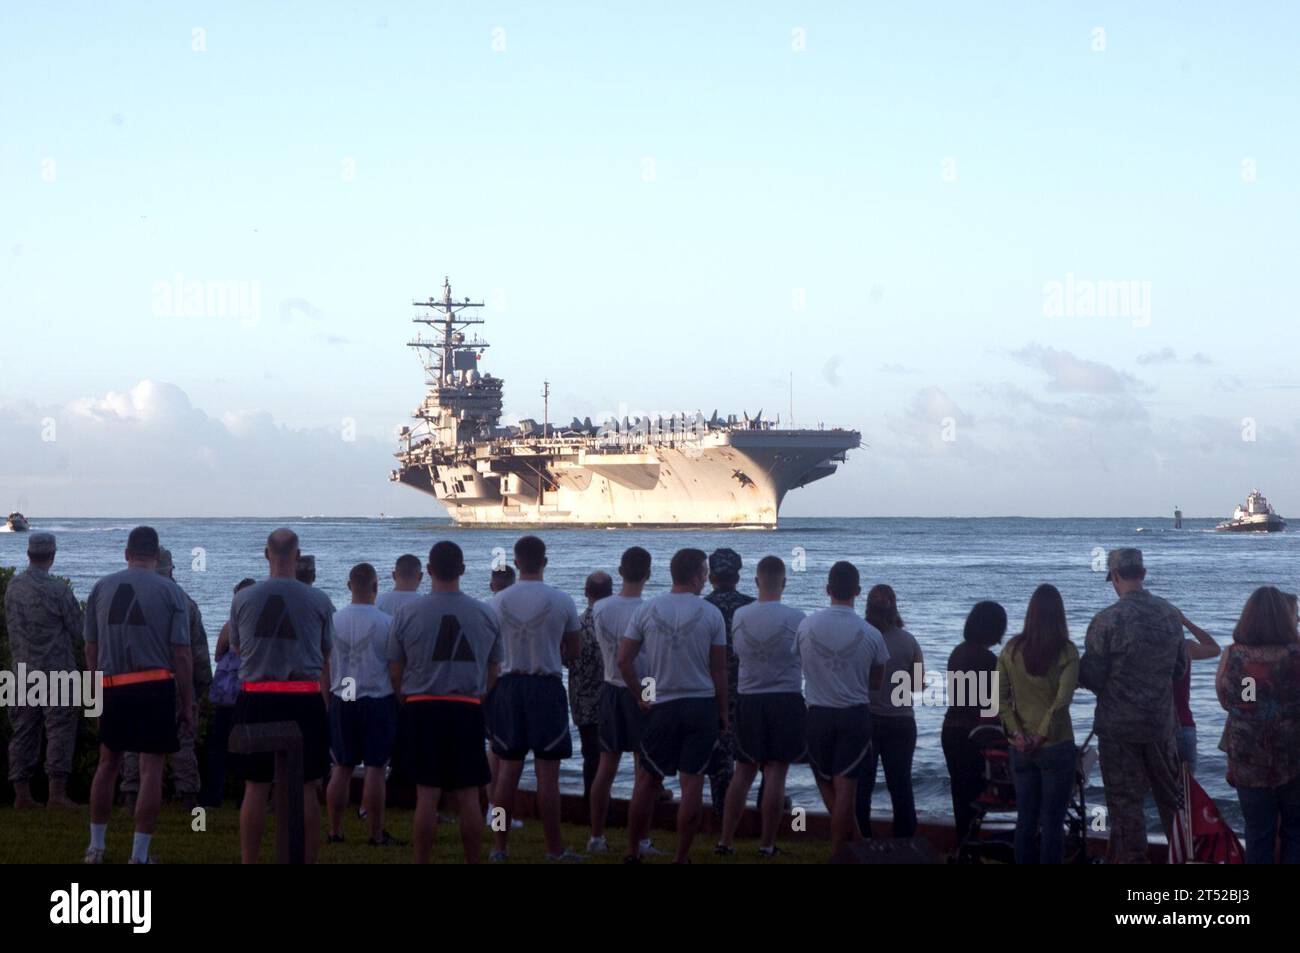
left=388, top=590, right=502, bottom=697
left=732, top=601, right=806, bottom=695
left=868, top=625, right=922, bottom=719
left=84, top=567, right=190, bottom=677
left=491, top=580, right=580, bottom=676
left=230, top=577, right=335, bottom=683
left=377, top=589, right=423, bottom=617
left=794, top=606, right=889, bottom=709
left=625, top=592, right=726, bottom=704
left=592, top=594, right=643, bottom=687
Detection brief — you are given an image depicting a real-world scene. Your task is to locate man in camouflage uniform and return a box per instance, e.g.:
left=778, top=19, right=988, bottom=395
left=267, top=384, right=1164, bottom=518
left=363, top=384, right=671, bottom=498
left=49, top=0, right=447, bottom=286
left=703, top=548, right=754, bottom=816
left=565, top=571, right=611, bottom=807
left=3, top=532, right=83, bottom=808
left=121, top=547, right=212, bottom=811
left=1079, top=548, right=1187, bottom=864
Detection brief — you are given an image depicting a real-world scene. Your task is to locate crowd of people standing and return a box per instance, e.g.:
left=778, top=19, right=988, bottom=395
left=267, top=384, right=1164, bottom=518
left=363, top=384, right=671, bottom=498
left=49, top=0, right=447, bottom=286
left=4, top=527, right=1300, bottom=864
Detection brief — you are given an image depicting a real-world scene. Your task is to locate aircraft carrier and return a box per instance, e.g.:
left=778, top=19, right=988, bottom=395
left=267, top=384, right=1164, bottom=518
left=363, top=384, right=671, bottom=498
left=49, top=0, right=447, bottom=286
left=390, top=279, right=861, bottom=527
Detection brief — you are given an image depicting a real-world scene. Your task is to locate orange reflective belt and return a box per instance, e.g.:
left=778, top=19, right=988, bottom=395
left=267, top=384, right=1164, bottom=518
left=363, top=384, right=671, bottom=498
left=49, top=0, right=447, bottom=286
left=242, top=680, right=320, bottom=694
left=403, top=693, right=480, bottom=705
left=102, top=668, right=173, bottom=689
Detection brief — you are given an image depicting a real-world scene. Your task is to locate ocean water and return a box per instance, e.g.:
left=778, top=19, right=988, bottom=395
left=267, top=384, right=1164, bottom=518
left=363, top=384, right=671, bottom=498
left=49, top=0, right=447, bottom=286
left=5, top=515, right=1294, bottom=831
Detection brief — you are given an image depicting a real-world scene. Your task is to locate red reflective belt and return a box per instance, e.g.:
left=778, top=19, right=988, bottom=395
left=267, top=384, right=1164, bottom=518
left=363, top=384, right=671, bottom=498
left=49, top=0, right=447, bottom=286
left=242, top=680, right=320, bottom=694
left=403, top=694, right=480, bottom=705
left=103, top=668, right=173, bottom=689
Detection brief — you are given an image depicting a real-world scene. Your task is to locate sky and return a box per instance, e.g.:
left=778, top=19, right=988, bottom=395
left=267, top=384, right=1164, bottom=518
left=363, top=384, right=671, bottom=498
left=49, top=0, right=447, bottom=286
left=2, top=1, right=1298, bottom=518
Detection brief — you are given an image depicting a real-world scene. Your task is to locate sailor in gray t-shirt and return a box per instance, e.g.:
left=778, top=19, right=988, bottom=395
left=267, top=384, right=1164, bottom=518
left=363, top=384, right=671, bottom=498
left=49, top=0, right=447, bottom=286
left=377, top=554, right=423, bottom=616
left=733, top=600, right=806, bottom=696
left=389, top=590, right=502, bottom=699
left=492, top=579, right=581, bottom=676
left=793, top=561, right=887, bottom=856
left=486, top=536, right=584, bottom=862
left=85, top=567, right=190, bottom=677
left=228, top=529, right=334, bottom=865
left=230, top=576, right=335, bottom=683
left=796, top=605, right=888, bottom=709
left=393, top=541, right=505, bottom=864
left=717, top=555, right=808, bottom=856
left=84, top=526, right=196, bottom=866
left=377, top=588, right=423, bottom=617
left=593, top=594, right=644, bottom=689
left=624, top=592, right=727, bottom=704
left=585, top=545, right=653, bottom=855
left=619, top=548, right=728, bottom=864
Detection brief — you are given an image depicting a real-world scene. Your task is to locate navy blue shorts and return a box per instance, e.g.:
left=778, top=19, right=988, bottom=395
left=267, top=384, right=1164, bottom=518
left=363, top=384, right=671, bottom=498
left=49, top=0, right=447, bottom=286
left=598, top=681, right=645, bottom=753
left=735, top=692, right=807, bottom=765
left=639, top=697, right=719, bottom=779
left=395, top=699, right=491, bottom=791
left=805, top=704, right=872, bottom=781
left=100, top=678, right=179, bottom=755
left=488, top=673, right=572, bottom=761
left=329, top=695, right=399, bottom=767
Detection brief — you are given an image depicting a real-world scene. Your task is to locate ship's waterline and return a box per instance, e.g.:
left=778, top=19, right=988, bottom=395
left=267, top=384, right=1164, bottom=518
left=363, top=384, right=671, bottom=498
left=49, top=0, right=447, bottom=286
left=391, top=278, right=861, bottom=526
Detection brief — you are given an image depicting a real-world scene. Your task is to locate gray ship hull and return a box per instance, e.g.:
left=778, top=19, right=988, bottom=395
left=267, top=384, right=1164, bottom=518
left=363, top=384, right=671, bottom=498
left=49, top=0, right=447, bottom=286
left=395, top=429, right=859, bottom=527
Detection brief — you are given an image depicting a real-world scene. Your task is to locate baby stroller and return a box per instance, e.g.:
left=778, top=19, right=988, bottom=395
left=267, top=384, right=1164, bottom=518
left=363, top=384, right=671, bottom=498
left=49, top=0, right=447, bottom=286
left=955, top=725, right=1096, bottom=864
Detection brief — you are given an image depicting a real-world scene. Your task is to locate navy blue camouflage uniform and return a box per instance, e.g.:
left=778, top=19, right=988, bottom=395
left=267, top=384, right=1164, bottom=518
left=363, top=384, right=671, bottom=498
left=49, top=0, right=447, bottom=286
left=703, top=548, right=754, bottom=814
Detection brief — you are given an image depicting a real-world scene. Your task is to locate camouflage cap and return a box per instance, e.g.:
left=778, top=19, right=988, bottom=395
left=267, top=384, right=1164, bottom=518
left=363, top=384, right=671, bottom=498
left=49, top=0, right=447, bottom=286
left=1105, top=547, right=1144, bottom=581
left=27, top=532, right=56, bottom=558
left=708, top=547, right=743, bottom=576
left=156, top=547, right=174, bottom=574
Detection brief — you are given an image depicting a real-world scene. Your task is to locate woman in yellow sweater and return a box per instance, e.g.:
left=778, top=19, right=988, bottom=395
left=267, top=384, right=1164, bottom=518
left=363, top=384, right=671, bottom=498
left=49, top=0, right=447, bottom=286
left=997, top=584, right=1080, bottom=864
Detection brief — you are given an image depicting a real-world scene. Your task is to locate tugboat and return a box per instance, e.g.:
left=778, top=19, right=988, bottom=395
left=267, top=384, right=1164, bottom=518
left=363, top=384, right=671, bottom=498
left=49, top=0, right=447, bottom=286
left=5, top=512, right=30, bottom=532
left=1215, top=490, right=1286, bottom=533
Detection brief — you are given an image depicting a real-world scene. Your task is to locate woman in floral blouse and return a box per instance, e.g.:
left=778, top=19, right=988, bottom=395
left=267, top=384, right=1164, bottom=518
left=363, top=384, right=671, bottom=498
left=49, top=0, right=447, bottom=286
left=1216, top=586, right=1300, bottom=864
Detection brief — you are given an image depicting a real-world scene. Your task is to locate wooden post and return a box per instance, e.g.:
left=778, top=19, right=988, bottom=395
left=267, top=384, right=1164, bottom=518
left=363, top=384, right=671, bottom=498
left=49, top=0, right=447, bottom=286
left=229, top=721, right=305, bottom=864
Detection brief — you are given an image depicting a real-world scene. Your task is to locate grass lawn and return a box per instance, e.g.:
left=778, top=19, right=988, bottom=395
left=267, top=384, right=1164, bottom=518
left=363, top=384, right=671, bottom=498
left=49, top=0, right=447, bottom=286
left=0, top=802, right=832, bottom=864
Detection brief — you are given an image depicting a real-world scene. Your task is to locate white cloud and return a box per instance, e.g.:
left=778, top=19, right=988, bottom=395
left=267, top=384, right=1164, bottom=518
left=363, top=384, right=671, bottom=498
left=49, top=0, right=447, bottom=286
left=1137, top=348, right=1213, bottom=367
left=1013, top=344, right=1139, bottom=394
left=0, top=381, right=431, bottom=517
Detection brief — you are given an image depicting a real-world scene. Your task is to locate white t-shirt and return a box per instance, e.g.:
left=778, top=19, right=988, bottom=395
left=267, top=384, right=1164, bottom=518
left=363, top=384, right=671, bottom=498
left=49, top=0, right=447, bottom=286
left=491, top=579, right=581, bottom=676
left=377, top=589, right=423, bottom=617
left=794, top=605, right=889, bottom=709
left=732, top=601, right=806, bottom=695
left=592, top=594, right=643, bottom=687
left=330, top=603, right=394, bottom=699
left=625, top=592, right=726, bottom=704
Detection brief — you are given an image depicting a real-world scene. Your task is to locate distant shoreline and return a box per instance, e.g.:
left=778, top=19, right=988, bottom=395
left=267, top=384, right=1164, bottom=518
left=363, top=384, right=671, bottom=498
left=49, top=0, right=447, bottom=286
left=4, top=515, right=1238, bottom=522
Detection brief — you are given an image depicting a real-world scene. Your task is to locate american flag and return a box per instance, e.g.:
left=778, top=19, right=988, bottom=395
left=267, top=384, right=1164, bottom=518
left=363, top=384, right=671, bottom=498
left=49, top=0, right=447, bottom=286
left=1169, top=763, right=1245, bottom=864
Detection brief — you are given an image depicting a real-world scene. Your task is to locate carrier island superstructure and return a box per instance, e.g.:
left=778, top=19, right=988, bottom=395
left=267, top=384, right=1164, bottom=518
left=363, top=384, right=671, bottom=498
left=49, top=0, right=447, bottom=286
left=390, top=279, right=861, bottom=527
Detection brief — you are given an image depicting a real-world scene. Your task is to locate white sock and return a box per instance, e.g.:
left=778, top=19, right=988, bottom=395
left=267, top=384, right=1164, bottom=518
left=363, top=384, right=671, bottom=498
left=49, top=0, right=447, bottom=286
left=131, top=832, right=152, bottom=863
left=89, top=823, right=107, bottom=850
